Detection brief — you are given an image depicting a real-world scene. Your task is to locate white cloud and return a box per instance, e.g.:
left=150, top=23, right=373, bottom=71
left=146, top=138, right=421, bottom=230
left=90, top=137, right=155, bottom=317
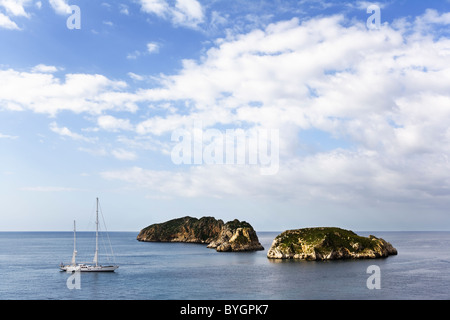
left=126, top=50, right=141, bottom=60
left=48, top=0, right=71, bottom=15
left=349, top=1, right=387, bottom=10
left=79, top=144, right=137, bottom=161
left=172, top=0, right=204, bottom=28
left=98, top=153, right=380, bottom=200
left=31, top=64, right=59, bottom=73
left=111, top=149, right=138, bottom=161
left=133, top=14, right=450, bottom=144
left=97, top=115, right=133, bottom=132
left=2, top=9, right=450, bottom=215
left=127, top=42, right=160, bottom=60
left=147, top=42, right=159, bottom=53
left=0, top=12, right=19, bottom=29
left=101, top=148, right=450, bottom=208
left=419, top=9, right=450, bottom=25
left=127, top=72, right=145, bottom=81
left=139, top=0, right=168, bottom=17
left=175, top=0, right=203, bottom=20
left=116, top=134, right=173, bottom=155
left=0, top=0, right=32, bottom=17
left=49, top=122, right=96, bottom=143
left=78, top=146, right=108, bottom=157
left=119, top=4, right=129, bottom=15
left=99, top=11, right=450, bottom=213
left=137, top=0, right=204, bottom=28
left=0, top=132, right=18, bottom=139
left=0, top=69, right=133, bottom=115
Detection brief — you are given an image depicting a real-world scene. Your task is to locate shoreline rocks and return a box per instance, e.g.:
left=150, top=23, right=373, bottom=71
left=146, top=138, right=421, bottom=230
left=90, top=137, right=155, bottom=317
left=267, top=227, right=398, bottom=260
left=207, top=220, right=264, bottom=252
left=137, top=216, right=264, bottom=252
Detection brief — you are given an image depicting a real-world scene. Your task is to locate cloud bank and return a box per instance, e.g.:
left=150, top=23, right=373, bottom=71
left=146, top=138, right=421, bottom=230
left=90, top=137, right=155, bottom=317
left=2, top=8, right=450, bottom=221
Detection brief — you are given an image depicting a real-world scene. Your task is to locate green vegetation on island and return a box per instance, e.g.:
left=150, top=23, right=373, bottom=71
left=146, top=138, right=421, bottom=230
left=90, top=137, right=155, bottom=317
left=267, top=227, right=398, bottom=260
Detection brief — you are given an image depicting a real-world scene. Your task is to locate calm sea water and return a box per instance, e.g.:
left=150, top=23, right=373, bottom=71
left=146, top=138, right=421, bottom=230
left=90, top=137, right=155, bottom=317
left=0, top=231, right=449, bottom=300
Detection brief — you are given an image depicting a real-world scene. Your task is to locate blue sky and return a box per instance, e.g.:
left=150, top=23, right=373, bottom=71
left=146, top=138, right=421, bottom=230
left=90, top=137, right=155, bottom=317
left=1, top=0, right=450, bottom=231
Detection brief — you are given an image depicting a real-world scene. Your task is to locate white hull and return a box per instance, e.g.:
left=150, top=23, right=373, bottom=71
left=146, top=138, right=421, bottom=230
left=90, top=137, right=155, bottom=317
left=60, top=263, right=118, bottom=272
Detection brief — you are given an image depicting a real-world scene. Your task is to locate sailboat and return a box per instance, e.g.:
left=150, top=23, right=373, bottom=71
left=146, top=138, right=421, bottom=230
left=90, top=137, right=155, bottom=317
left=60, top=198, right=119, bottom=272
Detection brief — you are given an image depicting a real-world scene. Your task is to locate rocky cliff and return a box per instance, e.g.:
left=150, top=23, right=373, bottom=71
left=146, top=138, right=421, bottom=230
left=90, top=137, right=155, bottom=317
left=137, top=216, right=264, bottom=252
left=267, top=227, right=397, bottom=260
left=137, top=216, right=222, bottom=243
left=206, top=219, right=264, bottom=252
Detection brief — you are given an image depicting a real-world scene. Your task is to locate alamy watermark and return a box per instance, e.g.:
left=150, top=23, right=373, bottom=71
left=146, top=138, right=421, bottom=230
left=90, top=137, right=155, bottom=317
left=171, top=121, right=279, bottom=175
left=66, top=270, right=81, bottom=290
left=367, top=4, right=381, bottom=30
left=64, top=4, right=381, bottom=31
left=67, top=5, right=81, bottom=30
left=366, top=265, right=381, bottom=290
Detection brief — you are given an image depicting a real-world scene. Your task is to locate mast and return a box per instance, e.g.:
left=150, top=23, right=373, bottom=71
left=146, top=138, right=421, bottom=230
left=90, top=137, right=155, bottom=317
left=71, top=220, right=77, bottom=266
left=93, top=197, right=99, bottom=267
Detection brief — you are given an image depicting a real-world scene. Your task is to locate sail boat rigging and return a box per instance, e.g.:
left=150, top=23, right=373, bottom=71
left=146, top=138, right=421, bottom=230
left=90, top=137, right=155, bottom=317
left=60, top=198, right=119, bottom=272
left=71, top=220, right=77, bottom=266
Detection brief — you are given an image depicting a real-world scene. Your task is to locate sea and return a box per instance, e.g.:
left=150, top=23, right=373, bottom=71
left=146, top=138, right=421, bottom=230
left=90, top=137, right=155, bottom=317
left=0, top=231, right=449, bottom=300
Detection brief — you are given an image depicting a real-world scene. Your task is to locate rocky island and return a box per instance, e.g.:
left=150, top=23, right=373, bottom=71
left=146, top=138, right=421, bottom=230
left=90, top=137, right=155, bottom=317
left=137, top=216, right=264, bottom=252
left=267, top=227, right=397, bottom=260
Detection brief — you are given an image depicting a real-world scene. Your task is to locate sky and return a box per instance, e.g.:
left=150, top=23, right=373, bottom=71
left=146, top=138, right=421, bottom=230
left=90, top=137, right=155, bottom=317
left=1, top=0, right=450, bottom=231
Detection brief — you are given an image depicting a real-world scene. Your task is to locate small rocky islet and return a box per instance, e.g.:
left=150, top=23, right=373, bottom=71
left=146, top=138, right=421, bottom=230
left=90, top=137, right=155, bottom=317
left=137, top=216, right=264, bottom=252
left=137, top=217, right=397, bottom=260
left=267, top=227, right=398, bottom=260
